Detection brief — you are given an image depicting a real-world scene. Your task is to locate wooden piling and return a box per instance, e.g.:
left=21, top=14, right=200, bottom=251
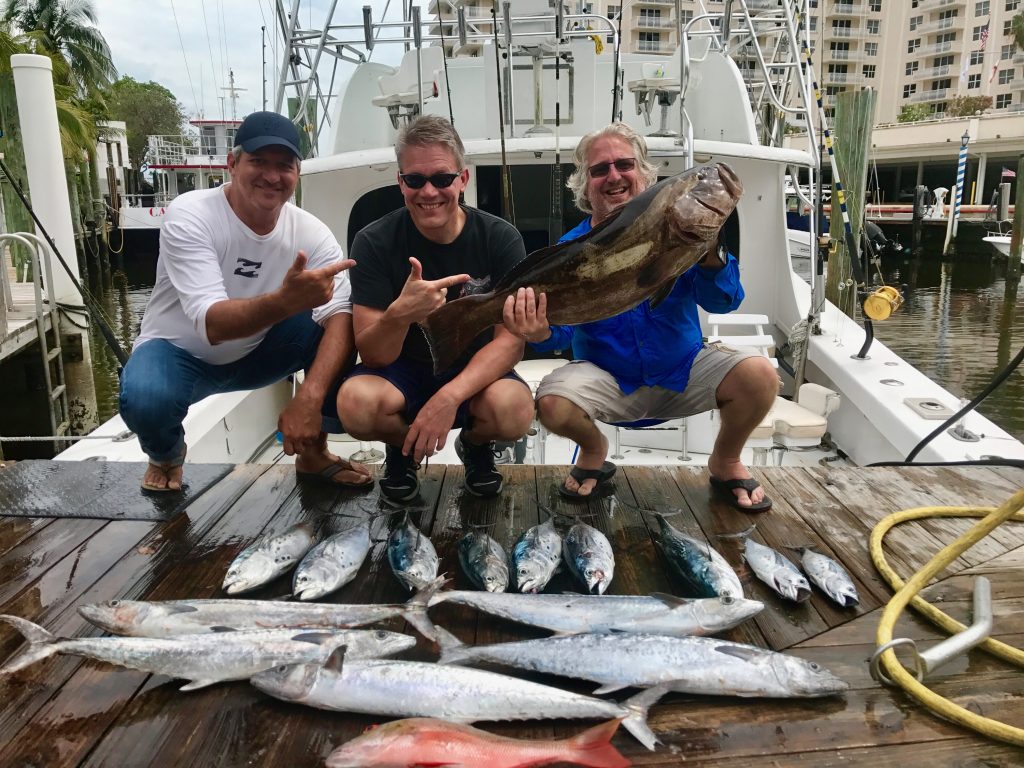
left=1008, top=153, right=1023, bottom=282
left=826, top=89, right=875, bottom=318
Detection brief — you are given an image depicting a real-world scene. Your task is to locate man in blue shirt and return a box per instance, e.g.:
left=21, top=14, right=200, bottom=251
left=503, top=123, right=778, bottom=510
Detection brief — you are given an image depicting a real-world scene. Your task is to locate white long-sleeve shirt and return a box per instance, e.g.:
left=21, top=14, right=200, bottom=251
left=134, top=185, right=351, bottom=365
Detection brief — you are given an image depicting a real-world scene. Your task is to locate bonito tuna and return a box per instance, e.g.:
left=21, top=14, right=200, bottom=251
left=251, top=655, right=669, bottom=750
left=792, top=546, right=860, bottom=607
left=325, top=717, right=630, bottom=768
left=512, top=517, right=562, bottom=594
left=293, top=517, right=373, bottom=600
left=222, top=522, right=316, bottom=595
left=420, top=163, right=743, bottom=373
left=388, top=513, right=439, bottom=592
left=563, top=520, right=615, bottom=595
left=458, top=528, right=510, bottom=593
left=428, top=590, right=762, bottom=636
left=438, top=631, right=847, bottom=698
left=0, top=615, right=414, bottom=690
left=78, top=576, right=446, bottom=642
left=654, top=513, right=744, bottom=599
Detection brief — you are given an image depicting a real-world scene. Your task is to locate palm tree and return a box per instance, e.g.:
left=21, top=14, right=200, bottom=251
left=1012, top=12, right=1024, bottom=53
left=2, top=0, right=116, bottom=98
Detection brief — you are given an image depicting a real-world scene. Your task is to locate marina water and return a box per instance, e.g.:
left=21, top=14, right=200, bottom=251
left=87, top=246, right=1024, bottom=447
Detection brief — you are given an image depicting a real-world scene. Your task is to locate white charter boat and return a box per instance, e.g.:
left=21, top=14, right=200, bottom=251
left=60, top=0, right=1024, bottom=470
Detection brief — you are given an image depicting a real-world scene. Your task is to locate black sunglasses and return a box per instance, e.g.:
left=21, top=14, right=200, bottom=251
left=588, top=157, right=636, bottom=178
left=399, top=171, right=462, bottom=189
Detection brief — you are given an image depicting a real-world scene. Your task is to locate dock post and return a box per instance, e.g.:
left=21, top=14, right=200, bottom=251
left=1008, top=154, right=1022, bottom=282
left=912, top=185, right=928, bottom=254
left=11, top=54, right=99, bottom=437
left=944, top=129, right=969, bottom=256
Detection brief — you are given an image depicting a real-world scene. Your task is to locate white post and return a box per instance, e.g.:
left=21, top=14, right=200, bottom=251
left=11, top=54, right=82, bottom=305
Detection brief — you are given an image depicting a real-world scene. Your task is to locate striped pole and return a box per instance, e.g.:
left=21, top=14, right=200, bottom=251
left=952, top=130, right=970, bottom=240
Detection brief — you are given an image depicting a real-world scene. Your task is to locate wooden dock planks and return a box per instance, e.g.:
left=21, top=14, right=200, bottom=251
left=0, top=462, right=1021, bottom=766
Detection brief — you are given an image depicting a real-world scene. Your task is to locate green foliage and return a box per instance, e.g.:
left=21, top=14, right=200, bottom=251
left=1012, top=13, right=1024, bottom=52
left=104, top=76, right=189, bottom=170
left=897, top=104, right=931, bottom=123
left=946, top=94, right=993, bottom=117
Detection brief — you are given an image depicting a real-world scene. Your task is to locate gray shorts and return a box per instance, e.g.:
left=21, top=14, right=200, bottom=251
left=534, top=343, right=764, bottom=424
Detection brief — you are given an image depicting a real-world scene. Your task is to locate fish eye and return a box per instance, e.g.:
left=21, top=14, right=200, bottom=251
left=720, top=595, right=734, bottom=605
left=109, top=600, right=121, bottom=606
left=375, top=630, right=389, bottom=639
left=809, top=662, right=821, bottom=671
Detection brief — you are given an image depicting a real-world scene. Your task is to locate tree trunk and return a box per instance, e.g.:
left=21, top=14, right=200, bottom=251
left=0, top=72, right=34, bottom=280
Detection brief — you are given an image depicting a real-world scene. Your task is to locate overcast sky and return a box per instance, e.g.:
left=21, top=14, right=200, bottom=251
left=93, top=0, right=406, bottom=123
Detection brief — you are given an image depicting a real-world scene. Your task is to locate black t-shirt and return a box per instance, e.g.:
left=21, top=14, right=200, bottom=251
left=350, top=205, right=527, bottom=367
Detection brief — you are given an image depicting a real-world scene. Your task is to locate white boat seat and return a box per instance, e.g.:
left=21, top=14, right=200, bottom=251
left=773, top=383, right=840, bottom=449
left=372, top=47, right=445, bottom=127
left=627, top=63, right=681, bottom=134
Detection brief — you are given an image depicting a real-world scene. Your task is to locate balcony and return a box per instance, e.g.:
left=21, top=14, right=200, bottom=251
left=827, top=25, right=858, bottom=38
left=832, top=2, right=867, bottom=15
left=826, top=72, right=866, bottom=85
left=918, top=64, right=953, bottom=78
left=909, top=87, right=949, bottom=103
left=916, top=0, right=966, bottom=9
left=825, top=48, right=867, bottom=62
left=914, top=17, right=957, bottom=36
left=909, top=40, right=954, bottom=59
left=634, top=16, right=675, bottom=30
left=635, top=0, right=676, bottom=5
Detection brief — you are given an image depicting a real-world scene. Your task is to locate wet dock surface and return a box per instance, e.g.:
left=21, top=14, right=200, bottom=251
left=1, top=461, right=1023, bottom=766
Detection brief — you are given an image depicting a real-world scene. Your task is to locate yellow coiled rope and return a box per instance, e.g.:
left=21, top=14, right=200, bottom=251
left=870, top=486, right=1024, bottom=745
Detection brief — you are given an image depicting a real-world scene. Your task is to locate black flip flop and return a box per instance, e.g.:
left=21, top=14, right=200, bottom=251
left=558, top=461, right=617, bottom=500
left=296, top=461, right=374, bottom=490
left=709, top=476, right=773, bottom=513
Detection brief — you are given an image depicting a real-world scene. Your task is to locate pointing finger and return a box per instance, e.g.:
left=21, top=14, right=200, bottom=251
left=434, top=273, right=472, bottom=290
left=322, top=259, right=356, bottom=276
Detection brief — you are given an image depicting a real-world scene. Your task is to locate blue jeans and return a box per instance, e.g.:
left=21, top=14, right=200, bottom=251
left=119, top=313, right=342, bottom=462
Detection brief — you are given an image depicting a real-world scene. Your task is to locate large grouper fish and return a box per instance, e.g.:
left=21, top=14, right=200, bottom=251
left=420, top=162, right=742, bottom=373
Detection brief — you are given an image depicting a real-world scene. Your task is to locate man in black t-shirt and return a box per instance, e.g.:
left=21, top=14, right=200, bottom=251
left=338, top=116, right=535, bottom=502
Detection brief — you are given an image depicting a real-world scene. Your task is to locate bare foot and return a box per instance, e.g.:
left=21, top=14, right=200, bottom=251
left=708, top=455, right=765, bottom=508
left=564, top=433, right=609, bottom=497
left=142, top=461, right=183, bottom=491
left=295, top=448, right=374, bottom=486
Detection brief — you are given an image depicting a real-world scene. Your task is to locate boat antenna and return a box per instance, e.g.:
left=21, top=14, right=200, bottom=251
left=611, top=4, right=623, bottom=121
left=549, top=4, right=564, bottom=246
left=0, top=157, right=129, bottom=366
left=491, top=1, right=515, bottom=224
left=436, top=3, right=455, bottom=124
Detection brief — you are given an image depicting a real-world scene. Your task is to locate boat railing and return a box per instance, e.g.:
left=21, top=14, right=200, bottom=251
left=274, top=0, right=819, bottom=165
left=146, top=135, right=231, bottom=166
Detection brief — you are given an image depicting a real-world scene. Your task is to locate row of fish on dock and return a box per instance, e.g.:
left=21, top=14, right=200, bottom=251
left=0, top=504, right=856, bottom=766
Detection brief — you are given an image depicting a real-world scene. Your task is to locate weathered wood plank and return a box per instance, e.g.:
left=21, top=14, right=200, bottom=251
left=668, top=467, right=833, bottom=651
left=0, top=516, right=55, bottom=560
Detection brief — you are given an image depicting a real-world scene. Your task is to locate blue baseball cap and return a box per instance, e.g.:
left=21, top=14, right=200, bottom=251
left=234, top=111, right=302, bottom=158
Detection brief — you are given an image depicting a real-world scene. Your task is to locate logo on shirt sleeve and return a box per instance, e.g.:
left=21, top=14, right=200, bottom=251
left=233, top=257, right=263, bottom=278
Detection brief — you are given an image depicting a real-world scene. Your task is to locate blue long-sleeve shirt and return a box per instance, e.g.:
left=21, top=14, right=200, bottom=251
left=530, top=216, right=745, bottom=395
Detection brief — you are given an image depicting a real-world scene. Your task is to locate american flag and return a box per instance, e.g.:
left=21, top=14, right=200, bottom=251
left=979, top=22, right=989, bottom=51
left=1003, top=168, right=1018, bottom=178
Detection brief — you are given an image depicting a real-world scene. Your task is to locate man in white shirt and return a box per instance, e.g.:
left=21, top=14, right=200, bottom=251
left=120, top=111, right=372, bottom=492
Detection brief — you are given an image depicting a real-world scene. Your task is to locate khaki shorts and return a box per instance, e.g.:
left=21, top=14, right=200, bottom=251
left=534, top=343, right=764, bottom=424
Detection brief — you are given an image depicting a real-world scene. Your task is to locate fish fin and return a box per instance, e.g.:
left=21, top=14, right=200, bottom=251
left=436, top=630, right=472, bottom=665
left=563, top=719, right=628, bottom=767
left=432, top=626, right=466, bottom=655
left=418, top=293, right=496, bottom=376
left=209, top=626, right=237, bottom=633
left=593, top=683, right=629, bottom=695
left=650, top=592, right=694, bottom=609
left=324, top=645, right=347, bottom=673
left=179, top=679, right=220, bottom=692
left=0, top=615, right=59, bottom=675
left=292, top=631, right=340, bottom=645
left=164, top=604, right=200, bottom=614
left=715, top=523, right=757, bottom=541
left=714, top=644, right=761, bottom=662
left=647, top=279, right=675, bottom=309
left=552, top=629, right=581, bottom=637
left=620, top=684, right=672, bottom=751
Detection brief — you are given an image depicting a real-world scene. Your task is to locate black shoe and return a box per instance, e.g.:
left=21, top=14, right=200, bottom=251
left=379, top=445, right=419, bottom=502
left=456, top=434, right=503, bottom=498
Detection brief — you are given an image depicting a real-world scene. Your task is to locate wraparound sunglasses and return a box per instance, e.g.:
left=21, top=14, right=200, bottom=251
left=399, top=171, right=463, bottom=189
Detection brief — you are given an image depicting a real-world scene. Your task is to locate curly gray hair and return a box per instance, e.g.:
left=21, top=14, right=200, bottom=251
left=566, top=123, right=659, bottom=214
left=395, top=115, right=466, bottom=170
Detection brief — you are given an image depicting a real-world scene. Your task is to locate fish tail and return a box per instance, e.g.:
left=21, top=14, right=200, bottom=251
left=562, top=719, right=630, bottom=768
left=0, top=615, right=59, bottom=674
left=620, top=683, right=673, bottom=751
left=434, top=626, right=472, bottom=663
left=418, top=293, right=498, bottom=376
left=402, top=575, right=450, bottom=642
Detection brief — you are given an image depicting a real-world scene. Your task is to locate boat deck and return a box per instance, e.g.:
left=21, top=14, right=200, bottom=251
left=1, top=461, right=1023, bottom=766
